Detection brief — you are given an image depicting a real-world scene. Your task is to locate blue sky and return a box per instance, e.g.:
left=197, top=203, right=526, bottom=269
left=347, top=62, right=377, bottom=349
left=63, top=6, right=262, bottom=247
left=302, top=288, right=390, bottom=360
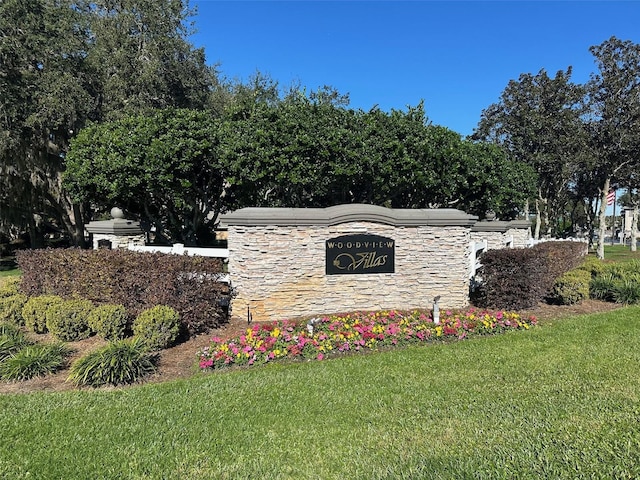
left=189, top=1, right=640, bottom=138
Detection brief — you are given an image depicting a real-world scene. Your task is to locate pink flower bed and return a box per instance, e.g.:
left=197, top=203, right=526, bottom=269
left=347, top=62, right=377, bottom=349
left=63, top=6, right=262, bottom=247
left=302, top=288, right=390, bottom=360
left=197, top=309, right=537, bottom=370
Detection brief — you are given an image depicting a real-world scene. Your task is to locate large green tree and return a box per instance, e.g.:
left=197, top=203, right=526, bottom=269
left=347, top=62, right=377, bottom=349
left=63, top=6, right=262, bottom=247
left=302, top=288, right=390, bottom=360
left=586, top=36, right=640, bottom=259
left=473, top=68, right=586, bottom=238
left=86, top=0, right=214, bottom=120
left=0, top=0, right=215, bottom=246
left=65, top=109, right=225, bottom=245
left=219, top=98, right=534, bottom=218
left=0, top=0, right=93, bottom=246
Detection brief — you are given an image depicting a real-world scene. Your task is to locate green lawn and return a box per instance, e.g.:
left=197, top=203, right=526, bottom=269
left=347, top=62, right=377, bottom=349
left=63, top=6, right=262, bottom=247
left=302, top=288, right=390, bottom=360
left=1, top=307, right=640, bottom=479
left=0, top=267, right=20, bottom=278
left=598, top=244, right=640, bottom=262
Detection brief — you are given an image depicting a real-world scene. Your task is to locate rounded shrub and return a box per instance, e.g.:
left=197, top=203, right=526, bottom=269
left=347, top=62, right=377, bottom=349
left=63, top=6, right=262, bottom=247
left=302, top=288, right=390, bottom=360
left=46, top=299, right=94, bottom=341
left=550, top=269, right=591, bottom=305
left=133, top=305, right=181, bottom=350
left=22, top=295, right=64, bottom=334
left=0, top=343, right=70, bottom=381
left=67, top=338, right=157, bottom=387
left=88, top=304, right=129, bottom=341
left=0, top=277, right=21, bottom=298
left=0, top=294, right=28, bottom=325
left=577, top=256, right=607, bottom=278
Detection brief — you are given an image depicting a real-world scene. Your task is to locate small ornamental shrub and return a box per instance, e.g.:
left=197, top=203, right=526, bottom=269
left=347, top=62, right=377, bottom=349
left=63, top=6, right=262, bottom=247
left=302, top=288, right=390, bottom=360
left=22, top=295, right=64, bottom=334
left=46, top=299, right=94, bottom=341
left=68, top=338, right=157, bottom=387
left=0, top=277, right=20, bottom=298
left=550, top=269, right=591, bottom=305
left=0, top=343, right=70, bottom=381
left=577, top=256, right=607, bottom=278
left=88, top=304, right=129, bottom=341
left=133, top=305, right=181, bottom=350
left=0, top=294, right=28, bottom=325
left=476, top=241, right=587, bottom=310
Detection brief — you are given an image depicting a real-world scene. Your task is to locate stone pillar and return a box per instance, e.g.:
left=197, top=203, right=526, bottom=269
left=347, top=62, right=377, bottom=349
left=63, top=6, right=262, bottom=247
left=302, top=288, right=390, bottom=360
left=85, top=207, right=145, bottom=250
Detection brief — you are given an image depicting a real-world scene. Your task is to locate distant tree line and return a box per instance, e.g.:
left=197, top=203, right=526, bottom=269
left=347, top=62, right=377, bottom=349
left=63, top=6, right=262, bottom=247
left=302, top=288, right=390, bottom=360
left=2, top=1, right=639, bottom=258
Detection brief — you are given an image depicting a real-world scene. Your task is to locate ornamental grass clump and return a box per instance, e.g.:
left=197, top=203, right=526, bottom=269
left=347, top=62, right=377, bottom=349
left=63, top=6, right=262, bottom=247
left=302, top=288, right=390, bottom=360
left=589, top=262, right=640, bottom=305
left=68, top=338, right=157, bottom=387
left=0, top=323, right=31, bottom=362
left=0, top=343, right=70, bottom=381
left=198, top=309, right=537, bottom=371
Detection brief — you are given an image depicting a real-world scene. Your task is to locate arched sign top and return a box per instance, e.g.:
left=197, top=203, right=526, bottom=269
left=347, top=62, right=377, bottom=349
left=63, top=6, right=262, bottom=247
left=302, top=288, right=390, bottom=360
left=220, top=204, right=478, bottom=227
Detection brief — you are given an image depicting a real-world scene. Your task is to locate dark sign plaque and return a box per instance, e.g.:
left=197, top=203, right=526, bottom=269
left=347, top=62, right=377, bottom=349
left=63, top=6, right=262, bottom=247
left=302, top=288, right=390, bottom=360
left=326, top=234, right=395, bottom=275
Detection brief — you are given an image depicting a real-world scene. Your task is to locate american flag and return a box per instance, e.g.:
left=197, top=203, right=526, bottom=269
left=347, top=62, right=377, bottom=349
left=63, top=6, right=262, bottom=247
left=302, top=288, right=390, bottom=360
left=606, top=190, right=616, bottom=206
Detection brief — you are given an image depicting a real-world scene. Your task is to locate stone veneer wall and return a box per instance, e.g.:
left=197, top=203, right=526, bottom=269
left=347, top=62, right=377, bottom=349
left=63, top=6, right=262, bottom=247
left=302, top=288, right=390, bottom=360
left=91, top=233, right=146, bottom=250
left=470, top=220, right=531, bottom=250
left=470, top=230, right=508, bottom=250
left=506, top=226, right=531, bottom=248
left=221, top=205, right=478, bottom=323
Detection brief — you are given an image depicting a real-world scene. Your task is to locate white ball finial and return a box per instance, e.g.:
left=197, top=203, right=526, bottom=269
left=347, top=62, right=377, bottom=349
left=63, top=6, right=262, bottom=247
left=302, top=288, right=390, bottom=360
left=110, top=207, right=124, bottom=219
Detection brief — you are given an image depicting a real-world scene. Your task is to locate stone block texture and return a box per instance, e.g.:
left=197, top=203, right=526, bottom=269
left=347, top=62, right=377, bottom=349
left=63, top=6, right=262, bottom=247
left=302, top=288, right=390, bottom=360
left=226, top=222, right=473, bottom=322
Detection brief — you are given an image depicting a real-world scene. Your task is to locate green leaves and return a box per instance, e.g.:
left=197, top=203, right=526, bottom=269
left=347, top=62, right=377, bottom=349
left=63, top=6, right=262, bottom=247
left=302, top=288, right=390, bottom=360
left=65, top=108, right=224, bottom=244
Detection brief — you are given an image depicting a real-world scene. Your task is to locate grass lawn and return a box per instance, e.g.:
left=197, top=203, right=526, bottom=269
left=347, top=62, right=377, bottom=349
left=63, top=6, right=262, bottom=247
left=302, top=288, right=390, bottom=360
left=1, top=307, right=640, bottom=479
left=0, top=268, right=20, bottom=278
left=596, top=244, right=640, bottom=263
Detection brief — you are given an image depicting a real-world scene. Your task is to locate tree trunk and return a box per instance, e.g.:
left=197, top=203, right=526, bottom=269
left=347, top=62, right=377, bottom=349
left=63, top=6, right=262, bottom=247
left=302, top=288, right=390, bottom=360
left=72, top=204, right=87, bottom=248
left=534, top=198, right=541, bottom=240
left=542, top=202, right=551, bottom=237
left=632, top=204, right=638, bottom=252
left=596, top=177, right=611, bottom=260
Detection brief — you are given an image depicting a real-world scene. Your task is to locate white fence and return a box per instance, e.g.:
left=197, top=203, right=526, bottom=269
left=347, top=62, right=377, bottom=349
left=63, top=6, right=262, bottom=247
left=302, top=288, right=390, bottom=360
left=469, top=240, right=487, bottom=279
left=525, top=237, right=588, bottom=248
left=129, top=243, right=229, bottom=258
left=128, top=243, right=230, bottom=283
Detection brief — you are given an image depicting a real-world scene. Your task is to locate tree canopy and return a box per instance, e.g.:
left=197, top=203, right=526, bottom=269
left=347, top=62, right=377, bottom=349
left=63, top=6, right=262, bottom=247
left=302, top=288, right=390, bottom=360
left=65, top=99, right=536, bottom=244
left=0, top=0, right=215, bottom=246
left=473, top=68, right=586, bottom=238
left=472, top=36, right=640, bottom=258
left=65, top=109, right=224, bottom=245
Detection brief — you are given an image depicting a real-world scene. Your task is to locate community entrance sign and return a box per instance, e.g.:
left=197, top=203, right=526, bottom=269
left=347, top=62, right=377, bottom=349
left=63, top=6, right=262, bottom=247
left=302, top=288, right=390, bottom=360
left=326, top=234, right=395, bottom=274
